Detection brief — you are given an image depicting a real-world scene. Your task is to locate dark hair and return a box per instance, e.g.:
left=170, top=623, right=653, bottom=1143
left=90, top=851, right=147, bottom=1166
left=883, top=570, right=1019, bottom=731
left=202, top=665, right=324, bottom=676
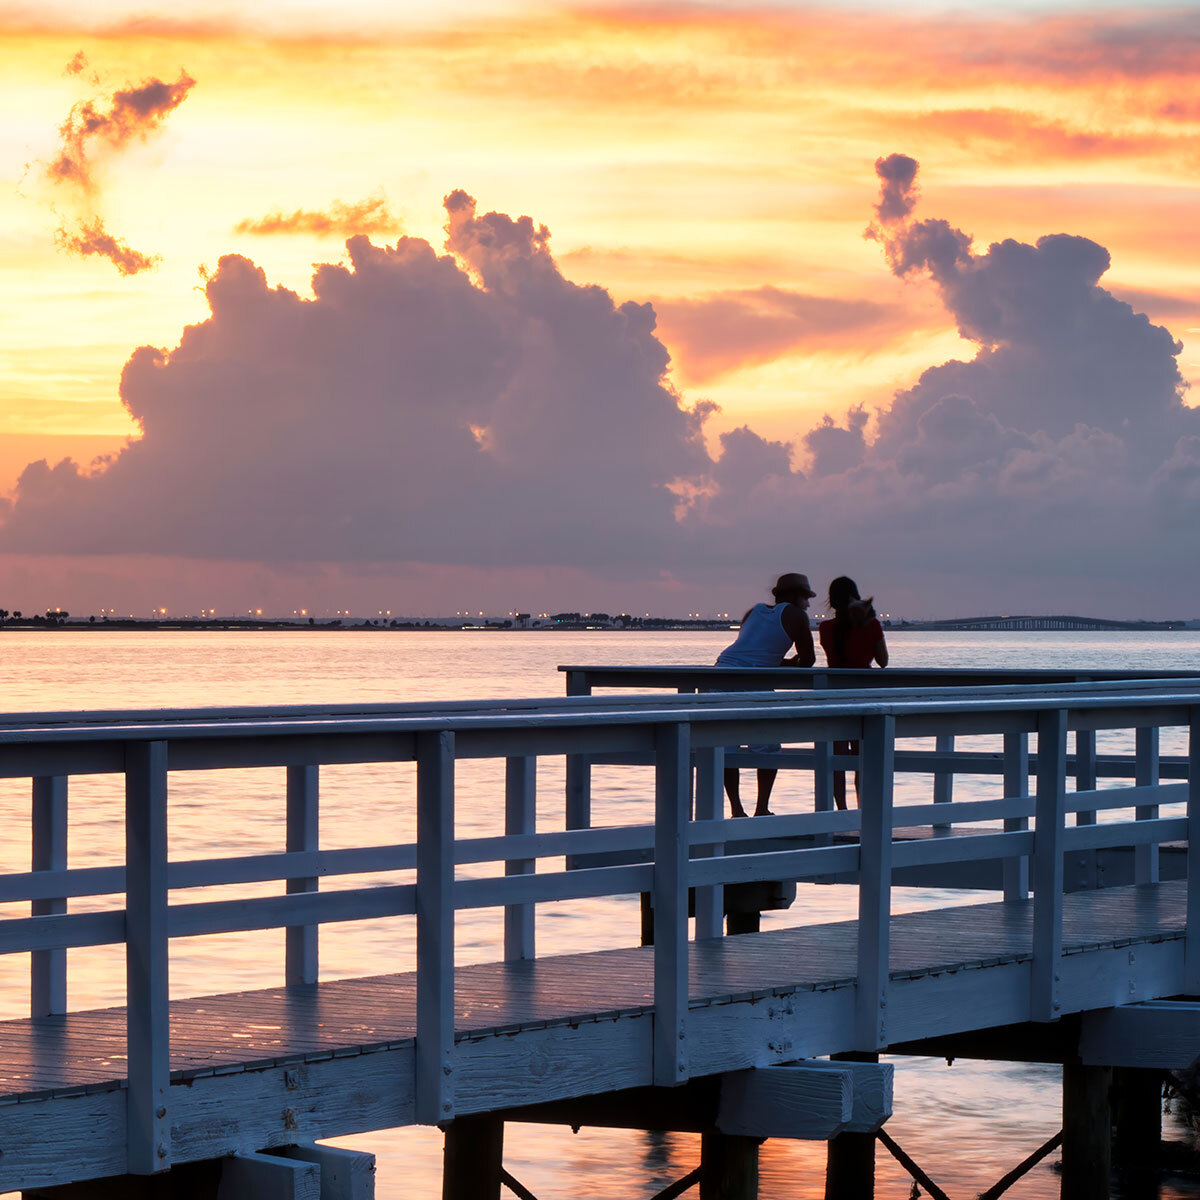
left=827, top=576, right=860, bottom=665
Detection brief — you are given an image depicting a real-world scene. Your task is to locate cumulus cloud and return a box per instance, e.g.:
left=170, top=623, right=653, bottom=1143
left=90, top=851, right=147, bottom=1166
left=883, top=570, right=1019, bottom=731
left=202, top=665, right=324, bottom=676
left=871, top=152, right=920, bottom=225
left=45, top=55, right=194, bottom=275
left=0, top=191, right=708, bottom=568
left=235, top=195, right=401, bottom=237
left=3, top=165, right=1198, bottom=616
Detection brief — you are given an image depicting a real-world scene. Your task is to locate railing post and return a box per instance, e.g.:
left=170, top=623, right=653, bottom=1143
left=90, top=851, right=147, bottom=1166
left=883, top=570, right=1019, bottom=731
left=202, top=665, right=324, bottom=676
left=856, top=715, right=894, bottom=1051
left=1135, top=725, right=1160, bottom=884
left=654, top=722, right=690, bottom=1086
left=813, top=674, right=834, bottom=813
left=416, top=730, right=456, bottom=1124
left=1074, top=729, right=1097, bottom=826
left=1003, top=731, right=1030, bottom=901
left=693, top=745, right=724, bottom=941
left=504, top=756, right=536, bottom=961
left=932, top=734, right=954, bottom=836
left=31, top=775, right=68, bottom=1016
left=1187, top=707, right=1200, bottom=995
left=1031, top=709, right=1067, bottom=1022
left=286, top=764, right=319, bottom=986
left=565, top=672, right=592, bottom=870
left=125, top=740, right=170, bottom=1174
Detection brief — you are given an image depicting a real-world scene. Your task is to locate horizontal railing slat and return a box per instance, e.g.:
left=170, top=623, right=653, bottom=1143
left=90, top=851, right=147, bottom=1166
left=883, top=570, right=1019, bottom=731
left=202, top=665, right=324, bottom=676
left=1062, top=817, right=1188, bottom=852
left=168, top=884, right=417, bottom=938
left=688, top=843, right=861, bottom=887
left=0, top=910, right=125, bottom=954
left=891, top=830, right=1036, bottom=869
left=455, top=863, right=654, bottom=909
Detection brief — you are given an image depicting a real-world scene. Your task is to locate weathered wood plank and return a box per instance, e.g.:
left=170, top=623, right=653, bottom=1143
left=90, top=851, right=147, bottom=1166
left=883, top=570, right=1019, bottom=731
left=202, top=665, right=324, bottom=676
left=125, top=740, right=170, bottom=1174
left=503, top=756, right=536, bottom=962
left=415, top=730, right=455, bottom=1124
left=285, top=765, right=320, bottom=987
left=856, top=715, right=894, bottom=1050
left=654, top=722, right=690, bottom=1086
left=218, top=1152, right=320, bottom=1200
left=31, top=775, right=68, bottom=1018
left=1031, top=709, right=1066, bottom=1022
left=716, top=1065, right=852, bottom=1139
left=277, top=1143, right=375, bottom=1200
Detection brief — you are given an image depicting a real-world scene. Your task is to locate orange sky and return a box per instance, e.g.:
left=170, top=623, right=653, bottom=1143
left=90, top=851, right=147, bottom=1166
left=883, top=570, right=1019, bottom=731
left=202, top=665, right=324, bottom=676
left=0, top=3, right=1199, bottom=617
left=2, top=2, right=1198, bottom=490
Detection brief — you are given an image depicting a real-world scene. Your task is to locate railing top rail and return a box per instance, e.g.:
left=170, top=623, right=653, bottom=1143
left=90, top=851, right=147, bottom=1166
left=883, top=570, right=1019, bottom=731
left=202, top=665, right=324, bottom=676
left=559, top=664, right=1200, bottom=681
left=1, top=675, right=1200, bottom=746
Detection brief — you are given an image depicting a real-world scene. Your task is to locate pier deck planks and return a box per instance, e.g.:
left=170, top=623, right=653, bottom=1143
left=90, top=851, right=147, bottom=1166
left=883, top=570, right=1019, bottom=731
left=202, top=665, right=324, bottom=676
left=0, top=880, right=1184, bottom=1105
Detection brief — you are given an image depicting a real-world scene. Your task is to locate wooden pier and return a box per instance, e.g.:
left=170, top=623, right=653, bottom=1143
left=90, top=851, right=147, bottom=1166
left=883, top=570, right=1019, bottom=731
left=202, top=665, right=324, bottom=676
left=0, top=667, right=1198, bottom=1197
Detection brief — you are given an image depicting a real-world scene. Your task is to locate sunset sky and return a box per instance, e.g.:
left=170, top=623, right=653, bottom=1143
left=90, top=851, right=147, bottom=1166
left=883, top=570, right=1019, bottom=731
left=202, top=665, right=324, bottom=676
left=1, top=0, right=1198, bottom=617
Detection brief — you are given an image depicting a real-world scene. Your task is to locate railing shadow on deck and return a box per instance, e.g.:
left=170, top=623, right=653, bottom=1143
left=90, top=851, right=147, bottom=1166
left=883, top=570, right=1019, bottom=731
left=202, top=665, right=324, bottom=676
left=0, top=669, right=1197, bottom=1175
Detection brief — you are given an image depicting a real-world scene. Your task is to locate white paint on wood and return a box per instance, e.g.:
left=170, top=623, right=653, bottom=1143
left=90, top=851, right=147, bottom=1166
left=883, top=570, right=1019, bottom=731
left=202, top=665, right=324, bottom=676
left=692, top=745, right=724, bottom=941
left=124, top=738, right=171, bottom=1174
left=415, top=730, right=455, bottom=1124
left=1031, top=709, right=1067, bottom=1022
left=1188, top=707, right=1200, bottom=994
left=454, top=1015, right=653, bottom=1112
left=653, top=722, right=690, bottom=1086
left=504, top=756, right=537, bottom=962
left=1079, top=1001, right=1200, bottom=1069
left=278, top=1143, right=375, bottom=1200
left=779, top=1059, right=894, bottom=1132
left=932, top=734, right=954, bottom=835
left=1135, top=726, right=1161, bottom=884
left=218, top=1151, right=320, bottom=1200
left=286, top=765, right=320, bottom=986
left=1075, top=730, right=1097, bottom=826
left=31, top=774, right=68, bottom=1016
left=716, top=1065, right=852, bottom=1140
left=856, top=715, right=894, bottom=1050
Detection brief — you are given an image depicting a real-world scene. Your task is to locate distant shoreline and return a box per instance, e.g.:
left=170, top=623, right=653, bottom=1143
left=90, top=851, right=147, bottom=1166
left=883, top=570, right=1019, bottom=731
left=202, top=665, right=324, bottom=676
left=0, top=617, right=1192, bottom=633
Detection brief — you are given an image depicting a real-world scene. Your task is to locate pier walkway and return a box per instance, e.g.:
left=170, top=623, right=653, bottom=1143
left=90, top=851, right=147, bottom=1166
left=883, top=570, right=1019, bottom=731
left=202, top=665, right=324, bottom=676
left=0, top=670, right=1197, bottom=1197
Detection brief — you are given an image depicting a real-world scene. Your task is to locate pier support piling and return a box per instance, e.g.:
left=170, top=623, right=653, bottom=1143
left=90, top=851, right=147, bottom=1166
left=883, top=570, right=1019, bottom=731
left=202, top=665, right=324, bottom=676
left=699, top=1132, right=759, bottom=1200
left=1062, top=1063, right=1112, bottom=1200
left=1112, top=1067, right=1162, bottom=1165
left=441, top=1114, right=504, bottom=1200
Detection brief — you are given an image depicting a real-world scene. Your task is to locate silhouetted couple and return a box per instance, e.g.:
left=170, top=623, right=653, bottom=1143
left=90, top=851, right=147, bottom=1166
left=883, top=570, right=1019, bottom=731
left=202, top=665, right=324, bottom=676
left=716, top=573, right=887, bottom=817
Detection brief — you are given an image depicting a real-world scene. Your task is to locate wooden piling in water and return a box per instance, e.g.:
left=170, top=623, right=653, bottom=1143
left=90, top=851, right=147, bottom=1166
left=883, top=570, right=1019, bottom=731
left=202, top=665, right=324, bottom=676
left=1112, top=1067, right=1162, bottom=1164
left=823, top=1131, right=874, bottom=1200
left=699, top=1132, right=759, bottom=1200
left=442, top=1115, right=504, bottom=1200
left=1062, top=1063, right=1112, bottom=1200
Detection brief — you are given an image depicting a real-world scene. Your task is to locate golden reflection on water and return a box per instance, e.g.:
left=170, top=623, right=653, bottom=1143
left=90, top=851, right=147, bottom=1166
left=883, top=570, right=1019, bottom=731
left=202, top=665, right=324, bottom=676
left=0, top=629, right=1198, bottom=1197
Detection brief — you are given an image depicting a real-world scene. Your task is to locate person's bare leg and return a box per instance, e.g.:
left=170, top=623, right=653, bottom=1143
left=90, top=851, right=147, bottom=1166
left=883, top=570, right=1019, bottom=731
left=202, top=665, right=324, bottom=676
left=754, top=768, right=777, bottom=816
left=724, top=766, right=748, bottom=818
left=853, top=770, right=861, bottom=807
left=833, top=770, right=847, bottom=811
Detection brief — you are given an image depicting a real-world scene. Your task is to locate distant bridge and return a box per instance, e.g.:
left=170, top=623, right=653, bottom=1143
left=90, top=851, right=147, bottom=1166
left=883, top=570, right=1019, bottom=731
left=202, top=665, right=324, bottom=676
left=901, top=614, right=1185, bottom=632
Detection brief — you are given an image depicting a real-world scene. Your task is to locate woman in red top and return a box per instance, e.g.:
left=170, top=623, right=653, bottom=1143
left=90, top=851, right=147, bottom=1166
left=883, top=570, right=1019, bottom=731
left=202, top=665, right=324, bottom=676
left=818, top=576, right=888, bottom=809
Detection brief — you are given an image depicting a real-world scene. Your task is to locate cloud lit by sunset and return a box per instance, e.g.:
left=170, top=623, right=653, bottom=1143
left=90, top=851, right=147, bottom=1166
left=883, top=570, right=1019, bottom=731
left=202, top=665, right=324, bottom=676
left=1, top=1, right=1198, bottom=616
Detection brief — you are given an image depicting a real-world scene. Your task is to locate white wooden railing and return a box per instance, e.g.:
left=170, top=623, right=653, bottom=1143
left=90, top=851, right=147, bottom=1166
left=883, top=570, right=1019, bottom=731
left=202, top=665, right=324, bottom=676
left=0, top=678, right=1198, bottom=1174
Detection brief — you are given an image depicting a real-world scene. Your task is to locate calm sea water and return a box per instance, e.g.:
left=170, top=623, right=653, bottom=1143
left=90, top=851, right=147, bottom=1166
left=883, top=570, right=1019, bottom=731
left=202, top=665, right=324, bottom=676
left=2, top=628, right=1199, bottom=1199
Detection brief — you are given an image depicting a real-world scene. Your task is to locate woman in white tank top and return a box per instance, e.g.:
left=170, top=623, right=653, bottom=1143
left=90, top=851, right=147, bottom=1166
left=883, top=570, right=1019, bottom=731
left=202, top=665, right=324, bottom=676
left=714, top=573, right=817, bottom=817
